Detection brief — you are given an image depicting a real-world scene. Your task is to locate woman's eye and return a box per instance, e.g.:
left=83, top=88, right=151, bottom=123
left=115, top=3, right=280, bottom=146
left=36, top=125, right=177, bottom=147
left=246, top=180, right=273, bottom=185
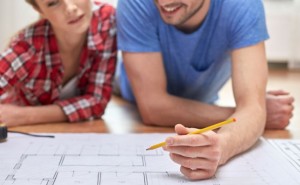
left=47, top=0, right=58, bottom=7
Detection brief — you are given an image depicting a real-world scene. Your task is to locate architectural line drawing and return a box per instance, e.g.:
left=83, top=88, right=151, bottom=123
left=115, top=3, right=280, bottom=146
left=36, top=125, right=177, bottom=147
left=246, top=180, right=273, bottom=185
left=0, top=134, right=300, bottom=185
left=269, top=139, right=300, bottom=172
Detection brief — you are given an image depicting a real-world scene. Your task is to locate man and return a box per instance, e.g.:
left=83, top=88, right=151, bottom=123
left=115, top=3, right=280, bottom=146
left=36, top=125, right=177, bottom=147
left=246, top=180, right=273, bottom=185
left=116, top=0, right=294, bottom=180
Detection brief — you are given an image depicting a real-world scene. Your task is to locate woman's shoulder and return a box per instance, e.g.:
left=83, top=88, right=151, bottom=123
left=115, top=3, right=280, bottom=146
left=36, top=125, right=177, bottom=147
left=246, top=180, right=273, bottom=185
left=92, top=1, right=116, bottom=20
left=10, top=19, right=51, bottom=51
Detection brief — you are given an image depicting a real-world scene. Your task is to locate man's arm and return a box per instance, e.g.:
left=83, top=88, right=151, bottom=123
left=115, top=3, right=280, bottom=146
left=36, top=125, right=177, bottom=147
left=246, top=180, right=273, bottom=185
left=162, top=42, right=267, bottom=180
left=123, top=52, right=234, bottom=128
left=266, top=90, right=294, bottom=129
left=217, top=42, right=267, bottom=164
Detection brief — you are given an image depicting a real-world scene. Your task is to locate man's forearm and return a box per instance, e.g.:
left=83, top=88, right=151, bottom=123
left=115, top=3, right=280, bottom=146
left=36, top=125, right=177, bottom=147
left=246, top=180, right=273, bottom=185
left=217, top=104, right=266, bottom=165
left=140, top=94, right=235, bottom=128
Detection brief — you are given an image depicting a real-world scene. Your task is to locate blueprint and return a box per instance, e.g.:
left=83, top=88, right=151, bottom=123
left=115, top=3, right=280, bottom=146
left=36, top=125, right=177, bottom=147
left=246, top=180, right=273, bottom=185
left=268, top=139, right=300, bottom=172
left=0, top=134, right=300, bottom=185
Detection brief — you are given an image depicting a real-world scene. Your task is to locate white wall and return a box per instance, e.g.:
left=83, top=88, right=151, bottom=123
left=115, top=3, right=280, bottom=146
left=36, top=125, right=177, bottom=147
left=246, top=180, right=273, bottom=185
left=0, top=0, right=118, bottom=52
left=1, top=0, right=299, bottom=69
left=263, top=0, right=300, bottom=69
left=0, top=0, right=39, bottom=51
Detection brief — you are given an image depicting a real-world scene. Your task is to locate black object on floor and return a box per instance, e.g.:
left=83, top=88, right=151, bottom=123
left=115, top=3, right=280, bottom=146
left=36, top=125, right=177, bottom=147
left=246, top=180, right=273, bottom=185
left=0, top=124, right=8, bottom=141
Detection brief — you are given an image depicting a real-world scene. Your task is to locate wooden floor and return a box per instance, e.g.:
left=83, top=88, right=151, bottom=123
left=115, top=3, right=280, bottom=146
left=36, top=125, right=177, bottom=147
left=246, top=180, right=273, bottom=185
left=218, top=64, right=300, bottom=131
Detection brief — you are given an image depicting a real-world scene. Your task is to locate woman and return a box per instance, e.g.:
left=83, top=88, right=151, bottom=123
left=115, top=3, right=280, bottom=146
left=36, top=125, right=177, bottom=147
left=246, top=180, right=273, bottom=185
left=0, top=0, right=117, bottom=126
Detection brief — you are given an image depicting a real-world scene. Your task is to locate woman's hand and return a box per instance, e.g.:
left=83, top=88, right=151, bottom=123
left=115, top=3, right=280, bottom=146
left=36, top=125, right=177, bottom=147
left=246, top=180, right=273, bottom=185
left=0, top=104, right=29, bottom=127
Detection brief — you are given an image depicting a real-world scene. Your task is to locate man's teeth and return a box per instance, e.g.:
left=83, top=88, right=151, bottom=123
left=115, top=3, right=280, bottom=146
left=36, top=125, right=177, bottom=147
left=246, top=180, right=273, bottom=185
left=163, top=6, right=179, bottom=12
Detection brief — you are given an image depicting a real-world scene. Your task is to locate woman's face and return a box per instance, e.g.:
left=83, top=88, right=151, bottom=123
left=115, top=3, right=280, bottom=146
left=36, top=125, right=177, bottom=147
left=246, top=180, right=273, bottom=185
left=35, top=0, right=93, bottom=34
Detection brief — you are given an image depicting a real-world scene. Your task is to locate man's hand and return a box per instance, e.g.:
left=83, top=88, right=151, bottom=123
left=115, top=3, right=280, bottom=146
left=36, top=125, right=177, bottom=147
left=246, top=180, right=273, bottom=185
left=266, top=90, right=294, bottom=129
left=163, top=124, right=221, bottom=180
left=0, top=104, right=29, bottom=127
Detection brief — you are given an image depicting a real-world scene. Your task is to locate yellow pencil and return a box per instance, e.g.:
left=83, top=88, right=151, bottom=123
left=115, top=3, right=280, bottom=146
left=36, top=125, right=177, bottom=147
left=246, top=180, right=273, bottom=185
left=146, top=118, right=236, bottom=151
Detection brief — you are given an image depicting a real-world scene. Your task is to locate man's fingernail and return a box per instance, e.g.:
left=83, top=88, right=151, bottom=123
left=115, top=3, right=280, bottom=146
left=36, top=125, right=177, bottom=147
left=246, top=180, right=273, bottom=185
left=166, top=138, right=174, bottom=145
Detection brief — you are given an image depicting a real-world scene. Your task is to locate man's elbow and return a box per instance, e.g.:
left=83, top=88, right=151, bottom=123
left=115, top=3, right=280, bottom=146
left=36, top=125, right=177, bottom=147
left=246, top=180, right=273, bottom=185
left=141, top=114, right=156, bottom=126
left=138, top=103, right=168, bottom=126
left=140, top=109, right=162, bottom=126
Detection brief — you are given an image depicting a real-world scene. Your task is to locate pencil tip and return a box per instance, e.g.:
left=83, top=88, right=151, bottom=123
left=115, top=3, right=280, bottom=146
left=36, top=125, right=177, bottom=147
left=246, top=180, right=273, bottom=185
left=146, top=148, right=151, bottom=151
left=233, top=118, right=237, bottom=122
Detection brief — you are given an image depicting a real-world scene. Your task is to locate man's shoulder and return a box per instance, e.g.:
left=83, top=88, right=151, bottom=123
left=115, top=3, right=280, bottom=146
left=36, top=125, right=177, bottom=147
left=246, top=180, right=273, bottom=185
left=221, top=0, right=262, bottom=10
left=216, top=0, right=264, bottom=22
left=222, top=0, right=261, bottom=6
left=118, top=0, right=154, bottom=8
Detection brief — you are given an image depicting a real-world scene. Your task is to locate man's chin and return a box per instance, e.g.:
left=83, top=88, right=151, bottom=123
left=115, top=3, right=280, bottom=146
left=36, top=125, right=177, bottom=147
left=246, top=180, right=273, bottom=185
left=161, top=18, right=179, bottom=26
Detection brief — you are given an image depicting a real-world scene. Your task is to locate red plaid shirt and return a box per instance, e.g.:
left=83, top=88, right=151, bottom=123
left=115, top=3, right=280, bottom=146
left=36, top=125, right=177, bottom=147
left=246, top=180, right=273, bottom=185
left=0, top=3, right=117, bottom=122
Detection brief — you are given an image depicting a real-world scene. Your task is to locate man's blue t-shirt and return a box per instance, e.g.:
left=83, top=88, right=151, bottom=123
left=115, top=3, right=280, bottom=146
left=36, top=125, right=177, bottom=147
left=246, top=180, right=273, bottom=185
left=117, top=0, right=269, bottom=103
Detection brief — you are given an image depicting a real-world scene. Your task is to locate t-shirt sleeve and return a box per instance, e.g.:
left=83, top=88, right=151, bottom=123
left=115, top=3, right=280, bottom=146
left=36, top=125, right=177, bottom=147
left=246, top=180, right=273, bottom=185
left=226, top=0, right=269, bottom=50
left=117, top=0, right=161, bottom=52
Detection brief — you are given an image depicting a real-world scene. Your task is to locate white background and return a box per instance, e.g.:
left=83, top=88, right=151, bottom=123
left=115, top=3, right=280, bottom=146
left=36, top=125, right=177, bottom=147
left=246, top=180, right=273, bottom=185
left=0, top=0, right=299, bottom=68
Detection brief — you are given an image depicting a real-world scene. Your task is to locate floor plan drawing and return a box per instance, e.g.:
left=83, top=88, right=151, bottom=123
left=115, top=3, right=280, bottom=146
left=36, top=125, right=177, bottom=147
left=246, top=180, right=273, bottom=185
left=0, top=134, right=300, bottom=185
left=269, top=139, right=300, bottom=172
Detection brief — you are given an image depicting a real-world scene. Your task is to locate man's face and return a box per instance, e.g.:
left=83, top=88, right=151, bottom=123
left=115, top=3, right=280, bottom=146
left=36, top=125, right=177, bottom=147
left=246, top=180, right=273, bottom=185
left=154, top=0, right=206, bottom=29
left=35, top=0, right=92, bottom=34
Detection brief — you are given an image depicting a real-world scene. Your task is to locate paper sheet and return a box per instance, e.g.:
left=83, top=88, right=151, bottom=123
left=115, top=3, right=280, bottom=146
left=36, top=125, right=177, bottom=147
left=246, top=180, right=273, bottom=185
left=268, top=139, right=300, bottom=172
left=0, top=134, right=299, bottom=185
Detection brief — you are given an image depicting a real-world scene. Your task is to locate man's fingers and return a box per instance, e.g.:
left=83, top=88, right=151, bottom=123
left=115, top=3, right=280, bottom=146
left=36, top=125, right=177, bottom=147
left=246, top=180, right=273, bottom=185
left=180, top=166, right=216, bottom=180
left=170, top=153, right=216, bottom=170
left=267, top=89, right=290, bottom=96
left=174, top=124, right=190, bottom=135
left=278, top=95, right=294, bottom=105
left=165, top=145, right=220, bottom=159
left=166, top=131, right=217, bottom=147
left=174, top=124, right=198, bottom=135
left=166, top=135, right=203, bottom=147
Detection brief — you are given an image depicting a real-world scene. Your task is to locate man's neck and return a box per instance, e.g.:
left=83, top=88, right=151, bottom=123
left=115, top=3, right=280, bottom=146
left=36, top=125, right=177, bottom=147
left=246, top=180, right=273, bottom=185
left=176, top=0, right=210, bottom=33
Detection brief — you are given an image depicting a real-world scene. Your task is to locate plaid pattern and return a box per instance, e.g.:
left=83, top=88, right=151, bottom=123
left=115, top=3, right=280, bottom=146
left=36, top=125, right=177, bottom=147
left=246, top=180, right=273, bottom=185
left=0, top=3, right=117, bottom=122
